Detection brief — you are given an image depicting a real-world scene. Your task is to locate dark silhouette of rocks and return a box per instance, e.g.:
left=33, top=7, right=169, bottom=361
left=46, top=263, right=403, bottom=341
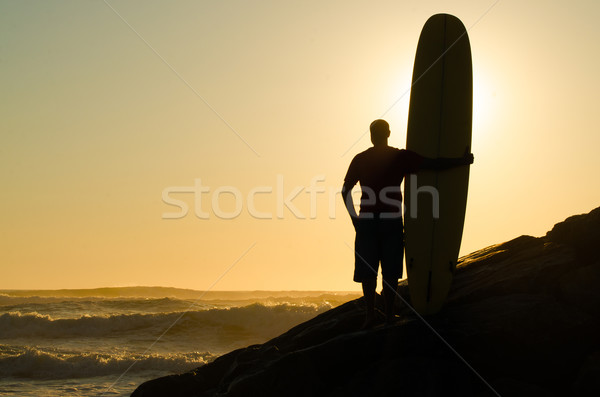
left=131, top=207, right=600, bottom=396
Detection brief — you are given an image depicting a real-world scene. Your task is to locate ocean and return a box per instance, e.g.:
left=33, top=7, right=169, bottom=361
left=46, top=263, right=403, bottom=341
left=0, top=288, right=360, bottom=396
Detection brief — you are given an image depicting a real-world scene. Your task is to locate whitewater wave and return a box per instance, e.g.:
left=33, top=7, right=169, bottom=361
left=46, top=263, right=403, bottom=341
left=0, top=302, right=330, bottom=339
left=0, top=293, right=357, bottom=317
left=0, top=344, right=213, bottom=379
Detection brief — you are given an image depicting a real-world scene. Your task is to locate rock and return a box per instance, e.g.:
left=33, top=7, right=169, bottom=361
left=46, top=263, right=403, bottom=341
left=132, top=206, right=600, bottom=397
left=545, top=207, right=600, bottom=263
left=572, top=351, right=600, bottom=395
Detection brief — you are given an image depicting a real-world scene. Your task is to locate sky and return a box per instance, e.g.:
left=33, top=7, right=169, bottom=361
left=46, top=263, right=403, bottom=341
left=1, top=0, right=599, bottom=291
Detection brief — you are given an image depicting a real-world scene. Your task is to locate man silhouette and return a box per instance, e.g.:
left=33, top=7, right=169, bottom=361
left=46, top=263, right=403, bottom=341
left=342, top=119, right=473, bottom=328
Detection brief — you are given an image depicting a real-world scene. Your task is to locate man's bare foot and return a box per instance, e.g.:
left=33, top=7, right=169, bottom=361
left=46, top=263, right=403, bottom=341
left=360, top=309, right=386, bottom=330
left=360, top=315, right=378, bottom=330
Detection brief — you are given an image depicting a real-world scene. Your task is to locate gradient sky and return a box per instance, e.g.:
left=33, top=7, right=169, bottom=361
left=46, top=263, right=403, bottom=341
left=1, top=0, right=599, bottom=291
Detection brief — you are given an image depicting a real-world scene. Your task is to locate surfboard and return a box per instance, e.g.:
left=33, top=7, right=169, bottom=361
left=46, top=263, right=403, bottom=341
left=404, top=14, right=472, bottom=315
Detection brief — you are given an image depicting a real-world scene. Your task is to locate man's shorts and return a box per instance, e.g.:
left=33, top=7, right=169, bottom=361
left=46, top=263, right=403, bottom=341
left=353, top=216, right=404, bottom=282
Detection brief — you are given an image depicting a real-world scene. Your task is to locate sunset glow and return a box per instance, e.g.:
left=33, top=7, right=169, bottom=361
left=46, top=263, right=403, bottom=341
left=1, top=0, right=599, bottom=291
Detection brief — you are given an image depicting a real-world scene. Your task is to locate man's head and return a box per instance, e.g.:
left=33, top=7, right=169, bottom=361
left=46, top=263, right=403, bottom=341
left=370, top=119, right=390, bottom=146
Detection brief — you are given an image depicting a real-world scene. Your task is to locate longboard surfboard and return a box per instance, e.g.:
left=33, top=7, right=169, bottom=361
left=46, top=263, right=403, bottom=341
left=404, top=14, right=472, bottom=315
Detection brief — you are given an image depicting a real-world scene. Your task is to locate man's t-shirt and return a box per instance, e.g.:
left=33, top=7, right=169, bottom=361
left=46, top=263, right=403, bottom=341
left=344, top=146, right=423, bottom=216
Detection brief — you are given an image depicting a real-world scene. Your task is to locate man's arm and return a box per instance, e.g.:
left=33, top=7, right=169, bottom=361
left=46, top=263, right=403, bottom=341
left=419, top=147, right=474, bottom=171
left=341, top=182, right=358, bottom=228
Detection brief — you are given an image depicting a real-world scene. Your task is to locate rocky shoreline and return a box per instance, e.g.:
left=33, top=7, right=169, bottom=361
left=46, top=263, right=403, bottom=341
left=132, top=207, right=600, bottom=396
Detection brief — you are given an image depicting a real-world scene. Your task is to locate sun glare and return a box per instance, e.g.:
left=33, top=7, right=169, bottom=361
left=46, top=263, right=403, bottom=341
left=472, top=69, right=494, bottom=135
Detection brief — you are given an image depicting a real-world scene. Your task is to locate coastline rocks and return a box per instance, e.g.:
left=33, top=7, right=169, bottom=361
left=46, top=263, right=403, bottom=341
left=132, top=207, right=600, bottom=396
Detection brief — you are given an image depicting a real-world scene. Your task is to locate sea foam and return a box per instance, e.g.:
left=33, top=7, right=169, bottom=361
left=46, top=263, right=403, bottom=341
left=0, top=302, right=331, bottom=339
left=0, top=344, right=213, bottom=379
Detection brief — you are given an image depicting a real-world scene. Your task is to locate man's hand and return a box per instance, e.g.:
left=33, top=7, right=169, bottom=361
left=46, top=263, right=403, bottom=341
left=463, top=146, right=474, bottom=165
left=351, top=217, right=359, bottom=231
left=341, top=183, right=359, bottom=227
left=419, top=146, right=474, bottom=171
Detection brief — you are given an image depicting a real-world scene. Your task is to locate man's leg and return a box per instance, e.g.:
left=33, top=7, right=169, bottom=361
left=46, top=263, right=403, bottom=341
left=354, top=218, right=379, bottom=328
left=361, top=278, right=377, bottom=328
left=382, top=276, right=399, bottom=324
left=379, top=218, right=403, bottom=325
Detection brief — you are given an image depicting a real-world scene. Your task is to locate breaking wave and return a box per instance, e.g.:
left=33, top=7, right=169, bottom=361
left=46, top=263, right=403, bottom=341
left=0, top=344, right=214, bottom=379
left=0, top=302, right=331, bottom=339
